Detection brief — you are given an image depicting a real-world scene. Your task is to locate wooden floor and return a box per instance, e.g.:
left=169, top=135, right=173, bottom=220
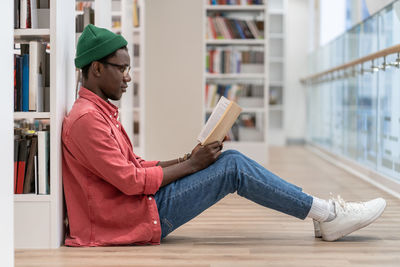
left=15, top=147, right=400, bottom=267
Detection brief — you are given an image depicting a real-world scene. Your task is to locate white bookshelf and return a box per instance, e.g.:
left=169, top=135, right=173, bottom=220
left=203, top=1, right=268, bottom=165
left=14, top=0, right=75, bottom=248
left=14, top=194, right=51, bottom=202
left=116, top=0, right=146, bottom=157
left=267, top=0, right=286, bottom=145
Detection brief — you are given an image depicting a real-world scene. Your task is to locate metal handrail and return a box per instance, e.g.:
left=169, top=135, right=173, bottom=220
left=301, top=43, right=400, bottom=84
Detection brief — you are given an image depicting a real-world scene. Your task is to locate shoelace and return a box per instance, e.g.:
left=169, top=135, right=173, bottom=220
left=330, top=194, right=366, bottom=214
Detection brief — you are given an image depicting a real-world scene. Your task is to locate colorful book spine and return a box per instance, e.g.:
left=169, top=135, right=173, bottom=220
left=22, top=54, right=29, bottom=112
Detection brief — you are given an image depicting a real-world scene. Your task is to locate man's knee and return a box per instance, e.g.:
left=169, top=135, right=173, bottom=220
left=221, top=149, right=242, bottom=157
left=219, top=150, right=246, bottom=166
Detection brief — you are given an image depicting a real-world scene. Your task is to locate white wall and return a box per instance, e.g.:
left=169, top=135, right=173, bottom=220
left=145, top=0, right=203, bottom=160
left=319, top=0, right=346, bottom=46
left=284, top=0, right=310, bottom=141
left=0, top=0, right=14, bottom=265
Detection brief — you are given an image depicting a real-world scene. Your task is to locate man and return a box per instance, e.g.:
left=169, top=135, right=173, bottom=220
left=62, top=24, right=386, bottom=247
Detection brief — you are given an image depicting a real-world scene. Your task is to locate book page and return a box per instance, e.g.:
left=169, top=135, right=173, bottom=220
left=198, top=96, right=242, bottom=145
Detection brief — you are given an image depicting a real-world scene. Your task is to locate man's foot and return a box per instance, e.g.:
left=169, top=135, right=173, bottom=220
left=319, top=196, right=386, bottom=241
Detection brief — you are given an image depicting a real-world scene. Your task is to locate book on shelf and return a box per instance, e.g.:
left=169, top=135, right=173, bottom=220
left=206, top=15, right=263, bottom=40
left=22, top=53, right=29, bottom=111
left=14, top=136, right=19, bottom=193
left=14, top=119, right=50, bottom=195
left=208, top=0, right=264, bottom=5
left=29, top=41, right=46, bottom=111
left=206, top=46, right=264, bottom=74
left=133, top=0, right=140, bottom=27
left=37, top=130, right=50, bottom=194
left=206, top=83, right=264, bottom=108
left=75, top=1, right=94, bottom=33
left=133, top=44, right=140, bottom=67
left=15, top=138, right=27, bottom=194
left=14, top=41, right=50, bottom=112
left=23, top=134, right=38, bottom=194
left=15, top=0, right=50, bottom=29
left=198, top=96, right=242, bottom=145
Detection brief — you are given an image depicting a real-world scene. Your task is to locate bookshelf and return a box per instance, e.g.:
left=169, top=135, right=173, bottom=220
left=13, top=0, right=75, bottom=248
left=75, top=0, right=145, bottom=156
left=114, top=0, right=146, bottom=157
left=267, top=0, right=286, bottom=145
left=203, top=0, right=268, bottom=164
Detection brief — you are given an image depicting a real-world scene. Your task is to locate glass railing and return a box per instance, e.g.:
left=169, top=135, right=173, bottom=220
left=305, top=0, right=400, bottom=182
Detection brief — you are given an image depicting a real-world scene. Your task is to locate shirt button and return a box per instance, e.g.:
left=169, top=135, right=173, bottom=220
left=114, top=112, right=117, bottom=116
left=153, top=220, right=157, bottom=225
left=116, top=124, right=119, bottom=128
left=109, top=115, right=112, bottom=118
left=148, top=197, right=152, bottom=200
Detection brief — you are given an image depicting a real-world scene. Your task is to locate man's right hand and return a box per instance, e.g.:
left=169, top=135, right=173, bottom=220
left=188, top=141, right=222, bottom=172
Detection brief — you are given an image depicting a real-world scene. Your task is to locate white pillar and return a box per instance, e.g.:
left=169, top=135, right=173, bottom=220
left=0, top=0, right=14, bottom=265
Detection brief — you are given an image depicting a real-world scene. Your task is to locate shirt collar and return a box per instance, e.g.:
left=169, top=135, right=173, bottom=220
left=78, top=87, right=119, bottom=119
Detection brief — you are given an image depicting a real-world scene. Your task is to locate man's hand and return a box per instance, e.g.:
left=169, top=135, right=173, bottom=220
left=189, top=141, right=223, bottom=172
left=159, top=140, right=225, bottom=187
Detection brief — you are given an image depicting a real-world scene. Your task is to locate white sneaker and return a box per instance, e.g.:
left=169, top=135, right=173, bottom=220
left=320, top=196, right=386, bottom=241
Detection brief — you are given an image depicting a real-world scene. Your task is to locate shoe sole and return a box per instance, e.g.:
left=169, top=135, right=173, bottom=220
left=322, top=201, right=386, bottom=241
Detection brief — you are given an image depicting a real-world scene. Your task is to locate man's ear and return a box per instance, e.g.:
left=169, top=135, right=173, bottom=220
left=91, top=62, right=102, bottom=78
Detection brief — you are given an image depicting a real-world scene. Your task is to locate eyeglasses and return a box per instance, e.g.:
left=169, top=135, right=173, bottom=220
left=101, top=61, right=131, bottom=77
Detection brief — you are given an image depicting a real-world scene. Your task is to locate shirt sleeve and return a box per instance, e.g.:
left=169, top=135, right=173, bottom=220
left=64, top=111, right=163, bottom=195
left=134, top=154, right=160, bottom=167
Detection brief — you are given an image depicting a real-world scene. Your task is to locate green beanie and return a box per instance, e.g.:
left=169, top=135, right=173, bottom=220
left=75, top=24, right=128, bottom=69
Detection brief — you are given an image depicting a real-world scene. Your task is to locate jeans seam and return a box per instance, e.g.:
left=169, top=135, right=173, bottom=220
left=162, top=218, right=173, bottom=231
left=163, top=168, right=236, bottom=203
left=238, top=169, right=311, bottom=207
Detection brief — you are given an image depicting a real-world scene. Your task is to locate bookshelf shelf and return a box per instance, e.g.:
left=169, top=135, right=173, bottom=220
left=205, top=5, right=266, bottom=11
left=14, top=194, right=51, bottom=202
left=133, top=27, right=143, bottom=33
left=14, top=112, right=51, bottom=120
left=206, top=39, right=264, bottom=45
left=112, top=27, right=121, bottom=34
left=14, top=29, right=50, bottom=41
left=269, top=105, right=283, bottom=111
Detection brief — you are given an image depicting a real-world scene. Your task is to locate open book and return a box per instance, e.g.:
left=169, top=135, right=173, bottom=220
left=197, top=96, right=242, bottom=145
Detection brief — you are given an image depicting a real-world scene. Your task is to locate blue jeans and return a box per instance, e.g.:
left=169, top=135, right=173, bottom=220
left=154, top=150, right=313, bottom=239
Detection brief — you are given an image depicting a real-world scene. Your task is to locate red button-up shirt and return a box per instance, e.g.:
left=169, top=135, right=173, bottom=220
left=62, top=87, right=163, bottom=246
